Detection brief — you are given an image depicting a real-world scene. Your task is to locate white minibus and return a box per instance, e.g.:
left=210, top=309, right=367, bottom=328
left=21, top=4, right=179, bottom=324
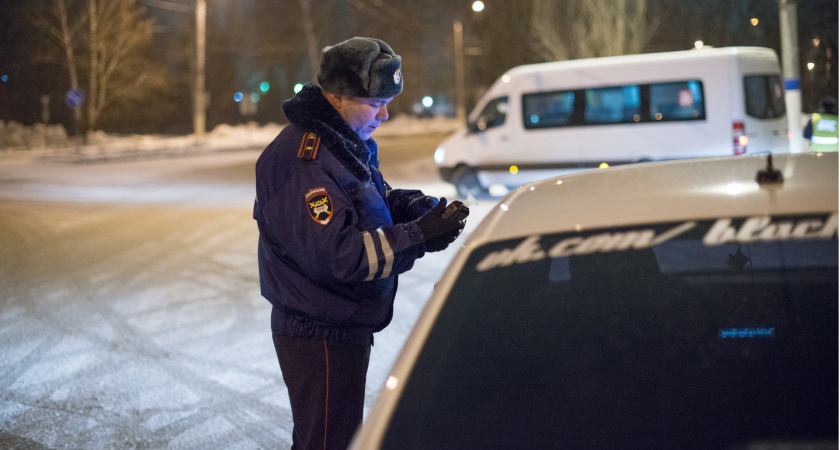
left=434, top=46, right=790, bottom=196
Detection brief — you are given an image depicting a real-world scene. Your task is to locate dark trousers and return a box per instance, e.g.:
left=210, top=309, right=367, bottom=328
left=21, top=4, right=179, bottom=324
left=273, top=333, right=371, bottom=450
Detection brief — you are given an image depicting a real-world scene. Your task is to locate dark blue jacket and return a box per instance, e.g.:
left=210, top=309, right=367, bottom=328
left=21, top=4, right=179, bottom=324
left=254, top=84, right=432, bottom=346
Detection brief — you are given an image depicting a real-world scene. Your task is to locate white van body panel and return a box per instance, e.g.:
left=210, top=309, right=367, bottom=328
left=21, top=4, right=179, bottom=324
left=437, top=47, right=789, bottom=194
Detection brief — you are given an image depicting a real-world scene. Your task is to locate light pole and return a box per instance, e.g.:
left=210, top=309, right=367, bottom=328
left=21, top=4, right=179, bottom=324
left=453, top=1, right=484, bottom=124
left=454, top=19, right=466, bottom=124
left=194, top=0, right=206, bottom=139
left=778, top=0, right=802, bottom=152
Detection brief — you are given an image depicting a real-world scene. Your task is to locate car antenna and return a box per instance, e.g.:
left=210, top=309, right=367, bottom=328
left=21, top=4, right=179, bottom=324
left=756, top=152, right=783, bottom=184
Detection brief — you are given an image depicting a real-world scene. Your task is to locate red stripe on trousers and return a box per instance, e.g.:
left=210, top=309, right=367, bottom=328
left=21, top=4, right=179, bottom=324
left=323, top=339, right=329, bottom=450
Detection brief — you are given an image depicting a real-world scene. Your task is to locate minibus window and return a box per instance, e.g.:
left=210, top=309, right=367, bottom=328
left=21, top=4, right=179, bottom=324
left=522, top=90, right=576, bottom=129
left=584, top=85, right=640, bottom=124
left=648, top=80, right=706, bottom=121
left=744, top=75, right=786, bottom=119
left=469, top=96, right=508, bottom=133
left=524, top=81, right=706, bottom=130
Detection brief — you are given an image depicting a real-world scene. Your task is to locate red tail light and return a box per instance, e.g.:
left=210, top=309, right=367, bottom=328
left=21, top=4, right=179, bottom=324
left=733, top=122, right=747, bottom=155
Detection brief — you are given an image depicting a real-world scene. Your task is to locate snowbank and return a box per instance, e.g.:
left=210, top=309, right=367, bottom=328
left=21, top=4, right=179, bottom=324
left=0, top=121, right=70, bottom=149
left=0, top=115, right=462, bottom=157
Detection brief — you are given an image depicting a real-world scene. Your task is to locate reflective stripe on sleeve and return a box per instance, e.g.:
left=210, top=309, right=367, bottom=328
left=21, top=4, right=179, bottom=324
left=362, top=231, right=378, bottom=281
left=376, top=228, right=394, bottom=278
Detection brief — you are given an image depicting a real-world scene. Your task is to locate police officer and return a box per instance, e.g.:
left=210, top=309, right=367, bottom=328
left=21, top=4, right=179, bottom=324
left=253, top=37, right=468, bottom=449
left=803, top=96, right=839, bottom=152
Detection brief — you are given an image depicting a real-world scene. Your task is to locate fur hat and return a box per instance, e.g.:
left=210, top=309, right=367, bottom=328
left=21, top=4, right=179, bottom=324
left=317, top=37, right=403, bottom=99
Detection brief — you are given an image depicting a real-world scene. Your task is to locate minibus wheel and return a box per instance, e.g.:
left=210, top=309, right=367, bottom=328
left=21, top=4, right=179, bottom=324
left=452, top=165, right=488, bottom=198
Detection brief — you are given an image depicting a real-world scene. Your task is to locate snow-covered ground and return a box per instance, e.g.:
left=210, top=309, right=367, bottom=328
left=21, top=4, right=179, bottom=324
left=0, top=115, right=463, bottom=157
left=0, top=116, right=495, bottom=448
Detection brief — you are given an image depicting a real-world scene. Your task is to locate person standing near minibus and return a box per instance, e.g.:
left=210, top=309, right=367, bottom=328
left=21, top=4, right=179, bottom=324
left=253, top=36, right=468, bottom=449
left=803, top=96, right=839, bottom=152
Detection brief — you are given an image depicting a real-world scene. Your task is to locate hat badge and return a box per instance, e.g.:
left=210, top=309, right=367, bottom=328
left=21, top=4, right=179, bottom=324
left=393, top=69, right=401, bottom=84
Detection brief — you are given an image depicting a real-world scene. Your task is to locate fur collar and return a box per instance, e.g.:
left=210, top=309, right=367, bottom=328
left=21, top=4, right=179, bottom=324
left=282, top=83, right=379, bottom=182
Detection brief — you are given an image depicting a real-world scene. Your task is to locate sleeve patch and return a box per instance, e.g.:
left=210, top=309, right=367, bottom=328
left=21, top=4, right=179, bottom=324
left=305, top=187, right=333, bottom=225
left=298, top=132, right=321, bottom=160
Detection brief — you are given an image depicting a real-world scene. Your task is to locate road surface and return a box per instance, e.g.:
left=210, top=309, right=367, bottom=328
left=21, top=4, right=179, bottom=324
left=0, top=133, right=496, bottom=449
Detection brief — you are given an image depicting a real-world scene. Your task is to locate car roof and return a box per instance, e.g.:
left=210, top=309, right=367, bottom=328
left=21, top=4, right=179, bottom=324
left=465, top=152, right=838, bottom=246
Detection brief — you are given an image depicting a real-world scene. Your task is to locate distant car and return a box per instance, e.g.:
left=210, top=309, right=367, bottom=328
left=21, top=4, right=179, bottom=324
left=352, top=152, right=838, bottom=449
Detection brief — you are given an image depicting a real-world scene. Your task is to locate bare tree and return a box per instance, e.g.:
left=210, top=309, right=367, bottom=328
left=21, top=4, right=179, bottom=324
left=298, top=0, right=320, bottom=83
left=29, top=0, right=171, bottom=133
left=530, top=0, right=650, bottom=61
left=28, top=0, right=86, bottom=134
left=85, top=0, right=170, bottom=131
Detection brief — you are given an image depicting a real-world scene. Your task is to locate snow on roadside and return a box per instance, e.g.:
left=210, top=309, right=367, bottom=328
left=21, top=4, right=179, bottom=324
left=0, top=115, right=462, bottom=157
left=0, top=121, right=70, bottom=150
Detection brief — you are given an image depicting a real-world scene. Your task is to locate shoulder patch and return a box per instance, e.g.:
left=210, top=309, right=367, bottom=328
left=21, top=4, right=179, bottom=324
left=305, top=187, right=333, bottom=225
left=298, top=132, right=321, bottom=160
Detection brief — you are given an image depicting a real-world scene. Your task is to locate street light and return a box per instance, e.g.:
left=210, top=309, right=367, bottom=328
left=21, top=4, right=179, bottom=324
left=454, top=20, right=465, bottom=123
left=778, top=0, right=802, bottom=153
left=454, top=1, right=485, bottom=124
left=194, top=0, right=206, bottom=139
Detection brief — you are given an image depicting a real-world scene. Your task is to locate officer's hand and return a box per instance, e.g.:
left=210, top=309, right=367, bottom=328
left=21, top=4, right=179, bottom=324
left=405, top=195, right=438, bottom=221
left=413, top=198, right=467, bottom=244
left=424, top=227, right=464, bottom=252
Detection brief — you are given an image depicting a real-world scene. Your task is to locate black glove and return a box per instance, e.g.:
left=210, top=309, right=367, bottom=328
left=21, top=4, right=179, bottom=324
left=413, top=198, right=469, bottom=252
left=425, top=227, right=463, bottom=252
left=405, top=195, right=438, bottom=220
left=387, top=189, right=438, bottom=223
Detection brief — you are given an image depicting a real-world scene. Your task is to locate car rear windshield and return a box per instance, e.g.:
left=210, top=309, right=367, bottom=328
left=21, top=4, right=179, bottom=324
left=744, top=74, right=786, bottom=119
left=382, top=215, right=838, bottom=449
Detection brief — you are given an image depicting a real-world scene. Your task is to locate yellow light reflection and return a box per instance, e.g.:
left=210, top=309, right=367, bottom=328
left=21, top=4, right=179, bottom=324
left=509, top=165, right=519, bottom=174
left=386, top=376, right=399, bottom=390
left=599, top=163, right=609, bottom=169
